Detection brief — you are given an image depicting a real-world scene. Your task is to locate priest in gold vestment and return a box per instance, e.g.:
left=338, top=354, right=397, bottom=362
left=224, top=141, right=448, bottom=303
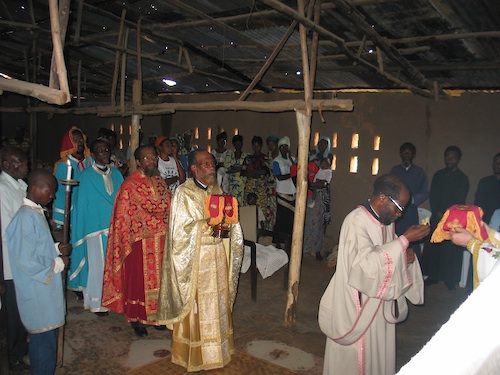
left=157, top=150, right=244, bottom=372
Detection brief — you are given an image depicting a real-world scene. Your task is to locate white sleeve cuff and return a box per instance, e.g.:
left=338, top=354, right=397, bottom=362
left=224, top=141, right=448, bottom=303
left=54, top=242, right=61, bottom=255
left=53, top=257, right=65, bottom=274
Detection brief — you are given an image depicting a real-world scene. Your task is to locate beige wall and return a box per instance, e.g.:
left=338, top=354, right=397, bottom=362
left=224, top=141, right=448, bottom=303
left=163, top=91, right=500, bottom=249
left=2, top=91, right=499, bottom=250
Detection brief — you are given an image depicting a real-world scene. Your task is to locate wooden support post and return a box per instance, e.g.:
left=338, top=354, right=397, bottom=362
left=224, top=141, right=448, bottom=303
left=309, top=0, right=321, bottom=88
left=120, top=27, right=129, bottom=115
left=129, top=114, right=141, bottom=174
left=48, top=0, right=70, bottom=90
left=29, top=111, right=37, bottom=172
left=74, top=0, right=84, bottom=44
left=298, top=0, right=312, bottom=115
left=111, top=9, right=126, bottom=106
left=129, top=80, right=142, bottom=174
left=285, top=110, right=310, bottom=328
left=136, top=19, right=142, bottom=83
left=48, top=0, right=70, bottom=103
left=77, top=60, right=82, bottom=107
left=284, top=0, right=314, bottom=328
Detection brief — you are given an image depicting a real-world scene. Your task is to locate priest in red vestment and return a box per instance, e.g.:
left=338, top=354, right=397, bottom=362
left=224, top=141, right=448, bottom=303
left=102, top=144, right=171, bottom=337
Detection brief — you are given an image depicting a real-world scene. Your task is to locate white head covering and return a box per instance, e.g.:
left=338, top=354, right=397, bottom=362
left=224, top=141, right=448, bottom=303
left=278, top=136, right=290, bottom=147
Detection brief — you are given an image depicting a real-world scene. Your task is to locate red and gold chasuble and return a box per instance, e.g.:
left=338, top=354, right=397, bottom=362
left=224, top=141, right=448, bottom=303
left=102, top=171, right=171, bottom=323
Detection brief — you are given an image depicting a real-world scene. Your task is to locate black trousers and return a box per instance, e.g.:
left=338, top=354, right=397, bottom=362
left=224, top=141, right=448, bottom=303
left=4, top=280, right=28, bottom=364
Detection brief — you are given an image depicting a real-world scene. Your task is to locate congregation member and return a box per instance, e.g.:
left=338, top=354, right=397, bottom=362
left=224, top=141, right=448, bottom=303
left=102, top=145, right=171, bottom=337
left=156, top=136, right=185, bottom=194
left=6, top=169, right=71, bottom=375
left=304, top=157, right=332, bottom=261
left=243, top=136, right=270, bottom=227
left=474, top=152, right=500, bottom=224
left=273, top=136, right=296, bottom=237
left=390, top=142, right=429, bottom=258
left=69, top=139, right=123, bottom=316
left=0, top=147, right=29, bottom=371
left=98, top=127, right=128, bottom=176
left=211, top=131, right=231, bottom=193
left=176, top=129, right=197, bottom=173
left=158, top=150, right=243, bottom=372
left=309, top=136, right=333, bottom=234
left=225, top=134, right=247, bottom=207
left=423, top=146, right=469, bottom=290
left=319, top=174, right=429, bottom=375
left=265, top=135, right=280, bottom=230
left=53, top=126, right=92, bottom=227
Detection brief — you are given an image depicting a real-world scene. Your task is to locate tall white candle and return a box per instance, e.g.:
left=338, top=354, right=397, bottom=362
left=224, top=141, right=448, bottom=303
left=66, top=158, right=72, bottom=180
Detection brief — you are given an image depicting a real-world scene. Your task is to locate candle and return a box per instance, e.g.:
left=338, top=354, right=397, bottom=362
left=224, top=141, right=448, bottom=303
left=66, top=158, right=72, bottom=180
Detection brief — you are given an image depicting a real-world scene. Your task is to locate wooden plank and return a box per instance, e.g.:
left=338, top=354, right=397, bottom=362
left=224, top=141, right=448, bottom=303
left=26, top=98, right=353, bottom=116
left=238, top=20, right=297, bottom=101
left=48, top=0, right=70, bottom=103
left=0, top=77, right=68, bottom=105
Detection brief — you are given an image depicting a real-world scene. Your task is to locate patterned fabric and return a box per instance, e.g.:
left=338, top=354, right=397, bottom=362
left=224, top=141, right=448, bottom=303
left=157, top=178, right=243, bottom=371
left=171, top=238, right=235, bottom=372
left=265, top=153, right=277, bottom=230
left=102, top=171, right=171, bottom=323
left=304, top=162, right=325, bottom=253
left=243, top=153, right=270, bottom=217
left=224, top=151, right=248, bottom=207
left=309, top=159, right=331, bottom=226
left=431, top=204, right=488, bottom=242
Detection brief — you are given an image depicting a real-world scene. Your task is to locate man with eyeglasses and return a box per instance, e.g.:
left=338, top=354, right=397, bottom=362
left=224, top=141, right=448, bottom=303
left=157, top=150, right=243, bottom=372
left=69, top=139, right=123, bottom=317
left=319, top=174, right=429, bottom=375
left=102, top=144, right=172, bottom=337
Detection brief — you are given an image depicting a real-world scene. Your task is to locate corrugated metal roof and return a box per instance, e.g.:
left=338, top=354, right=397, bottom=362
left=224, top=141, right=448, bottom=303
left=1, top=0, right=500, bottom=104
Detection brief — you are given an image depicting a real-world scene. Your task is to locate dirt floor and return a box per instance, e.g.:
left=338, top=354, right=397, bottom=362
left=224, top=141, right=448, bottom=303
left=0, top=251, right=469, bottom=374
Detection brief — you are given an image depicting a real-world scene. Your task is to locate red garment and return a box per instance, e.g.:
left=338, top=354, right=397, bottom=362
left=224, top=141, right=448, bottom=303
left=307, top=161, right=319, bottom=197
left=102, top=171, right=171, bottom=323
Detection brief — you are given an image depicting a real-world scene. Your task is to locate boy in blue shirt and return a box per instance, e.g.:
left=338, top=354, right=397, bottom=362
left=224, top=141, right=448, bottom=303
left=7, top=169, right=71, bottom=374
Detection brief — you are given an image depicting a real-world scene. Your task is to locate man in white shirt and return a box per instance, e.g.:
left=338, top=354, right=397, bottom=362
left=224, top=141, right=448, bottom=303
left=156, top=136, right=186, bottom=194
left=0, top=146, right=29, bottom=371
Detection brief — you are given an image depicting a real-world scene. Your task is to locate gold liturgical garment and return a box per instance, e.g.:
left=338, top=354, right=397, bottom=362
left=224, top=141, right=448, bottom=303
left=157, top=179, right=244, bottom=372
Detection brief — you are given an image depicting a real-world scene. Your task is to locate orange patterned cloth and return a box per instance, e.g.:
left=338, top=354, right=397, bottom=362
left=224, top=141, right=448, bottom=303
left=102, top=171, right=171, bottom=323
left=431, top=204, right=488, bottom=243
left=204, top=195, right=239, bottom=226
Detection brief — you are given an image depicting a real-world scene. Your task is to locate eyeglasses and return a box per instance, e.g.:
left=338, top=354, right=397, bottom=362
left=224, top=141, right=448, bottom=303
left=387, top=195, right=404, bottom=212
left=198, top=161, right=216, bottom=168
left=141, top=155, right=158, bottom=162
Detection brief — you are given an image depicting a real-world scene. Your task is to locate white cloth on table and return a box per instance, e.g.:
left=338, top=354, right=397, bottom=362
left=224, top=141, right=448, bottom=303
left=240, top=243, right=288, bottom=279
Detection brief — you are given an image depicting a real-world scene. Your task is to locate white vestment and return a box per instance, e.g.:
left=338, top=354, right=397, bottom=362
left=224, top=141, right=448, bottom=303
left=319, top=205, right=424, bottom=375
left=397, top=230, right=500, bottom=375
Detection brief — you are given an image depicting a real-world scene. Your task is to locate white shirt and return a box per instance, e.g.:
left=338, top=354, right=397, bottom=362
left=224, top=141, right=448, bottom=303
left=0, top=172, right=27, bottom=280
left=158, top=156, right=180, bottom=193
left=314, top=168, right=332, bottom=184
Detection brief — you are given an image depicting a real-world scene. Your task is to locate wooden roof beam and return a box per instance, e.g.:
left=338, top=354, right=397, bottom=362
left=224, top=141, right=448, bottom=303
left=258, top=0, right=434, bottom=97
